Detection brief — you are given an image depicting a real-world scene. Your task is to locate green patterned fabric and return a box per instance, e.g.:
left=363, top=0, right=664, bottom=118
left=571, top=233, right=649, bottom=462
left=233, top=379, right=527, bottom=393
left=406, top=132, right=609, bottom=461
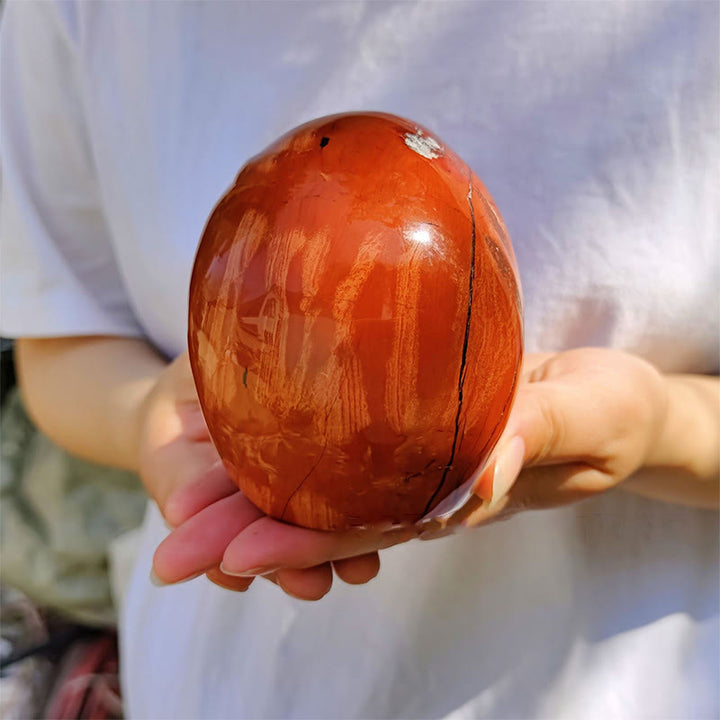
left=1, top=388, right=147, bottom=626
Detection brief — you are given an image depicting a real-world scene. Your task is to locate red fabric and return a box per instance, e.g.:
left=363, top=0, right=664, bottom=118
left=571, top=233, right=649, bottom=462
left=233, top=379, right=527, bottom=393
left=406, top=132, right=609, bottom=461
left=44, top=634, right=122, bottom=719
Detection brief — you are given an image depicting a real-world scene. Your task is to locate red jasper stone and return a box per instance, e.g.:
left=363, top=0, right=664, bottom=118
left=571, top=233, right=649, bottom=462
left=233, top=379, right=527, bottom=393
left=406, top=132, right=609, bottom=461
left=188, top=112, right=523, bottom=531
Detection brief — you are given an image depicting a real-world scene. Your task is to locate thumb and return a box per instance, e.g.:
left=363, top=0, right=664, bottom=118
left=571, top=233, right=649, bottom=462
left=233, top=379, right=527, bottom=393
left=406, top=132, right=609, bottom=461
left=462, top=378, right=609, bottom=526
left=502, top=375, right=609, bottom=468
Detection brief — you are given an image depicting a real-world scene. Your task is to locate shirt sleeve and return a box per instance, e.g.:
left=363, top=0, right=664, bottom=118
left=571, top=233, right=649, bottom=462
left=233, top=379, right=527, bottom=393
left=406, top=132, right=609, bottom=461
left=0, top=0, right=144, bottom=339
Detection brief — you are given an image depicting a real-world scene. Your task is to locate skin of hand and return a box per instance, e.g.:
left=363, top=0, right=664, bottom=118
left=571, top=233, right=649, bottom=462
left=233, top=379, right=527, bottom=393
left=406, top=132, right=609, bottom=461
left=16, top=337, right=718, bottom=600
left=139, top=351, right=394, bottom=599
left=152, top=347, right=719, bottom=597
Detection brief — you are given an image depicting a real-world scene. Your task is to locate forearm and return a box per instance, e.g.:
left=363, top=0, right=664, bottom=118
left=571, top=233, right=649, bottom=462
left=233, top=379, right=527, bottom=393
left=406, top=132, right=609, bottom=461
left=624, top=373, right=720, bottom=509
left=15, top=336, right=167, bottom=472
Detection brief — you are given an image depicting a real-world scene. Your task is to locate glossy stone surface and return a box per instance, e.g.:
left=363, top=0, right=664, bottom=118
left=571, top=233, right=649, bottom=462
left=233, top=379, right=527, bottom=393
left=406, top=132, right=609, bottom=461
left=189, top=112, right=523, bottom=531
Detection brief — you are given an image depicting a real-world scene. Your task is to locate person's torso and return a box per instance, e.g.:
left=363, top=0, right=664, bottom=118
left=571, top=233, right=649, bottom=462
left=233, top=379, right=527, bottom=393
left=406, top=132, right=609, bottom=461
left=68, top=3, right=719, bottom=717
left=71, top=1, right=718, bottom=371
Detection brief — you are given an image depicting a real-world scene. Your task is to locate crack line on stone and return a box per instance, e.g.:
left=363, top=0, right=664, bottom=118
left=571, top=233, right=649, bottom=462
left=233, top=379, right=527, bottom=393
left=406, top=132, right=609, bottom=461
left=279, top=393, right=339, bottom=521
left=422, top=167, right=477, bottom=516
left=280, top=440, right=328, bottom=521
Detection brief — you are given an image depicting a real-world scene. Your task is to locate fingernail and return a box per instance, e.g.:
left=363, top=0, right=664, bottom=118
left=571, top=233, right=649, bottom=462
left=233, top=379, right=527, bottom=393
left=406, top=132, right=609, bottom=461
left=150, top=569, right=203, bottom=587
left=488, top=436, right=525, bottom=512
left=150, top=569, right=168, bottom=587
left=418, top=526, right=456, bottom=541
left=219, top=563, right=279, bottom=578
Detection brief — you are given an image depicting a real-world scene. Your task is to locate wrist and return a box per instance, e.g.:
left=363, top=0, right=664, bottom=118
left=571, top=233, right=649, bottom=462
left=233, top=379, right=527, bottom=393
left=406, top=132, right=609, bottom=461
left=638, top=367, right=672, bottom=470
left=644, top=374, right=719, bottom=476
left=17, top=336, right=169, bottom=472
left=127, top=370, right=165, bottom=474
left=626, top=372, right=720, bottom=508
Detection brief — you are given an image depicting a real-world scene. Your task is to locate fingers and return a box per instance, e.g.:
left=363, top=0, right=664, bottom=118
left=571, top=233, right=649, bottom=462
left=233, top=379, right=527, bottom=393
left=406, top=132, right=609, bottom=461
left=503, top=376, right=613, bottom=469
left=274, top=565, right=334, bottom=601
left=519, top=353, right=555, bottom=378
left=206, top=557, right=378, bottom=599
left=156, top=491, right=391, bottom=598
left=470, top=436, right=525, bottom=505
left=460, top=349, right=670, bottom=528
left=205, top=567, right=255, bottom=593
left=333, top=553, right=380, bottom=585
left=142, top=437, right=221, bottom=509
left=507, top=463, right=618, bottom=510
left=508, top=349, right=667, bottom=476
left=175, top=401, right=211, bottom=442
left=167, top=557, right=379, bottom=598
left=163, top=462, right=238, bottom=528
left=220, top=516, right=417, bottom=575
left=153, top=493, right=263, bottom=583
left=262, top=555, right=379, bottom=601
left=463, top=462, right=616, bottom=527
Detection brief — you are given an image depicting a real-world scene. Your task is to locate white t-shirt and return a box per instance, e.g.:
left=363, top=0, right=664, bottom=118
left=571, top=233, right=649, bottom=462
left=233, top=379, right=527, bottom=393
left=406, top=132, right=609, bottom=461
left=1, top=2, right=718, bottom=718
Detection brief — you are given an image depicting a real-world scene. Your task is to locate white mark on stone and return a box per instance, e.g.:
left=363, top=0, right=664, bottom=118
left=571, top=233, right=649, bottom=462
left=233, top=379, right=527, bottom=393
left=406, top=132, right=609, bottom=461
left=407, top=227, right=432, bottom=245
left=404, top=129, right=444, bottom=159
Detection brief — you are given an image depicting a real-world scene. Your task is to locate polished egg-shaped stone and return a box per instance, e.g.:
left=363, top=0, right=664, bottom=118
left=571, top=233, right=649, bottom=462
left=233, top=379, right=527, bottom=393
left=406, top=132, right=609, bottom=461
left=189, top=112, right=523, bottom=530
